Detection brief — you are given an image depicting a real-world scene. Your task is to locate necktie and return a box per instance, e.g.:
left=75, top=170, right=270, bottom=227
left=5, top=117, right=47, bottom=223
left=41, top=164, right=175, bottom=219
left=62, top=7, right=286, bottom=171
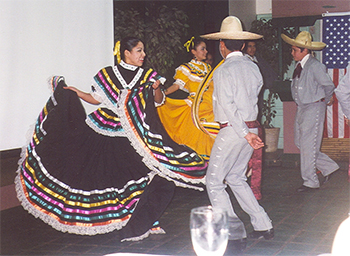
left=293, top=63, right=302, bottom=79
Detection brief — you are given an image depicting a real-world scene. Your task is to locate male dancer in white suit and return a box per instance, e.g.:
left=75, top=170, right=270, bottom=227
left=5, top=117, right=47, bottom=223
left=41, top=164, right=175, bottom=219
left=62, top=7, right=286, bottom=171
left=281, top=31, right=339, bottom=192
left=201, top=16, right=273, bottom=253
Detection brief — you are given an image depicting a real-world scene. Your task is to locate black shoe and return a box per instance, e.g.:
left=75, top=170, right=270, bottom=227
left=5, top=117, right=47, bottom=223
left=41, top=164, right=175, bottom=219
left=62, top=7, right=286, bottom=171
left=225, top=238, right=247, bottom=254
left=248, top=228, right=274, bottom=240
left=296, top=185, right=319, bottom=192
left=323, top=169, right=338, bottom=185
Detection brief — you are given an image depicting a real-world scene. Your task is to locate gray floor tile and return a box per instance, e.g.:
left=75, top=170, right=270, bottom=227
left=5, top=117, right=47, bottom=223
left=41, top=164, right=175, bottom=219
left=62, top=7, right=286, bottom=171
left=1, top=155, right=349, bottom=256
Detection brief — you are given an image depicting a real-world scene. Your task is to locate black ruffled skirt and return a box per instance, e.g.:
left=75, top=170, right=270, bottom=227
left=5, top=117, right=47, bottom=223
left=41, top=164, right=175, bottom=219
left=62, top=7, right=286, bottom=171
left=15, top=80, right=171, bottom=237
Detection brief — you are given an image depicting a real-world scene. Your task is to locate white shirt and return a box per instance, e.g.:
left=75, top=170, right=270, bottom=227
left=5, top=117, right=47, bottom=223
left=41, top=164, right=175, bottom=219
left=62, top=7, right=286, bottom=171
left=299, top=54, right=310, bottom=68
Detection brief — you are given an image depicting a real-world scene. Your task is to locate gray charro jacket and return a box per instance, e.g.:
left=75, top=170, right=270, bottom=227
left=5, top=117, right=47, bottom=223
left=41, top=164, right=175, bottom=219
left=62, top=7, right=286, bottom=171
left=291, top=56, right=335, bottom=105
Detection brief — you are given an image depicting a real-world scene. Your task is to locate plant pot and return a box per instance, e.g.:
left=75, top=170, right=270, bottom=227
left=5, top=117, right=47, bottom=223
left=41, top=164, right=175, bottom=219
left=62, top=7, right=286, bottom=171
left=264, top=127, right=280, bottom=153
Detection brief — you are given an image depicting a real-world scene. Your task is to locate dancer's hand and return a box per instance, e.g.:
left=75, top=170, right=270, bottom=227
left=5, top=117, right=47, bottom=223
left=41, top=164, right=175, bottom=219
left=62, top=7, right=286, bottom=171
left=245, top=132, right=264, bottom=149
left=327, top=97, right=334, bottom=106
left=152, top=80, right=161, bottom=90
left=152, top=80, right=164, bottom=104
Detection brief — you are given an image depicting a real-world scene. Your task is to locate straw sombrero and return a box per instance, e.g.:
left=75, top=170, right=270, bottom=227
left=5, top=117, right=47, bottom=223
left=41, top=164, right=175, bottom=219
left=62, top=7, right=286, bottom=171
left=200, top=16, right=263, bottom=40
left=281, top=31, right=326, bottom=51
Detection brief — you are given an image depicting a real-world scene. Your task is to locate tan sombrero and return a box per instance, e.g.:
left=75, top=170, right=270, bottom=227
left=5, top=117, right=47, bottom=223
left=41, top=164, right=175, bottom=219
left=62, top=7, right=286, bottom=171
left=201, top=16, right=263, bottom=40
left=281, top=31, right=326, bottom=51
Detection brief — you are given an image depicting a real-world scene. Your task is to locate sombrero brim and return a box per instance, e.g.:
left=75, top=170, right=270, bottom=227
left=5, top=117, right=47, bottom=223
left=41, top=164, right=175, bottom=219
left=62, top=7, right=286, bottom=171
left=200, top=31, right=263, bottom=40
left=281, top=34, right=326, bottom=51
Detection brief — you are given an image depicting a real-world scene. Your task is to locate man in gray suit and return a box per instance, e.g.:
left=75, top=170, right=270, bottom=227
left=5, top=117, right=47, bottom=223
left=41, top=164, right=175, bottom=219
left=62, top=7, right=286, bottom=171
left=201, top=16, right=274, bottom=253
left=282, top=31, right=339, bottom=192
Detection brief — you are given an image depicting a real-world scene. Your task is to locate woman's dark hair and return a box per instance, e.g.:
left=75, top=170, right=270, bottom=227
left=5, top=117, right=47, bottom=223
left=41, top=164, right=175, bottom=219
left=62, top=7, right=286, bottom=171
left=120, top=37, right=142, bottom=61
left=222, top=39, right=245, bottom=52
left=186, top=38, right=205, bottom=57
left=190, top=39, right=205, bottom=52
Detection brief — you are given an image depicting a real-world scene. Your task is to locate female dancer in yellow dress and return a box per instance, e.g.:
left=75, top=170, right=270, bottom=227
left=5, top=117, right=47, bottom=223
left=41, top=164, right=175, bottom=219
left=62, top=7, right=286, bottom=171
left=157, top=37, right=216, bottom=160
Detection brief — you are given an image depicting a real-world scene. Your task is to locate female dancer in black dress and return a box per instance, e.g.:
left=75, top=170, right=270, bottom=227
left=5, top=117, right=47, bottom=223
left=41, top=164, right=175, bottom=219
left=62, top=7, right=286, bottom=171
left=15, top=37, right=207, bottom=241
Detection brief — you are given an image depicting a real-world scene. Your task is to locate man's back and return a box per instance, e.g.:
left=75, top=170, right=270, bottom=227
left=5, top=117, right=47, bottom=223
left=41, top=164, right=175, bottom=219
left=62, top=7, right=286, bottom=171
left=212, top=53, right=263, bottom=136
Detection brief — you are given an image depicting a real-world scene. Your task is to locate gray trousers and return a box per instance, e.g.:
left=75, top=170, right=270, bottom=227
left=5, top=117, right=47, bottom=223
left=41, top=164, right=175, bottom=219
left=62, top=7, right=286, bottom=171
left=206, top=127, right=272, bottom=240
left=294, top=101, right=339, bottom=188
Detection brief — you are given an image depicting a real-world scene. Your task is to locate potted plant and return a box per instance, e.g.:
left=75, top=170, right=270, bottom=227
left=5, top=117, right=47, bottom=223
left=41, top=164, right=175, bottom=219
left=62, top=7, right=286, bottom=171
left=114, top=4, right=189, bottom=83
left=261, top=90, right=280, bottom=152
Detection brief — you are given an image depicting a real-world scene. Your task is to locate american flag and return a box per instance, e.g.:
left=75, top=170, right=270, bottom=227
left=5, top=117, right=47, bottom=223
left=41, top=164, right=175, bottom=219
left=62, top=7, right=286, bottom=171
left=322, top=12, right=350, bottom=139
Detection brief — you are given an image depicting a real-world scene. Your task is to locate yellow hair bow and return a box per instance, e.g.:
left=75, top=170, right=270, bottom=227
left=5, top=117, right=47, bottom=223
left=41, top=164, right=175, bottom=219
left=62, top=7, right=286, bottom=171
left=114, top=41, right=121, bottom=64
left=184, top=36, right=195, bottom=52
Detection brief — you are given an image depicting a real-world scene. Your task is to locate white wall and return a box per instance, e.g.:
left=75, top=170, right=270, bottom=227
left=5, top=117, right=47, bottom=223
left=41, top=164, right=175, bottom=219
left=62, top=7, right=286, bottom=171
left=256, top=0, right=272, bottom=15
left=0, top=0, right=114, bottom=150
left=229, top=0, right=272, bottom=29
left=229, top=0, right=256, bottom=30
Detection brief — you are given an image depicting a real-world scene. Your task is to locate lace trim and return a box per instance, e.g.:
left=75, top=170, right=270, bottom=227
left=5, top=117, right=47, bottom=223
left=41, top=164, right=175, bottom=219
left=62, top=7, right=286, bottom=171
left=86, top=117, right=127, bottom=138
left=120, top=60, right=138, bottom=71
left=15, top=174, right=128, bottom=235
left=154, top=90, right=166, bottom=107
left=113, top=65, right=143, bottom=89
left=190, top=59, right=208, bottom=75
left=121, top=228, right=166, bottom=242
left=176, top=65, right=204, bottom=83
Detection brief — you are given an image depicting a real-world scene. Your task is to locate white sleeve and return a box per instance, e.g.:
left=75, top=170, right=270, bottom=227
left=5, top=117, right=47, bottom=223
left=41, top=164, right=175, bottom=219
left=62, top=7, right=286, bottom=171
left=90, top=84, right=104, bottom=104
left=154, top=90, right=166, bottom=107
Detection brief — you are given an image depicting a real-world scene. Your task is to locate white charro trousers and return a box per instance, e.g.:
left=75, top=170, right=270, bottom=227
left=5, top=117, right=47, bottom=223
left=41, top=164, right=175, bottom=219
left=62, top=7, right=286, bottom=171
left=294, top=101, right=339, bottom=188
left=206, top=126, right=272, bottom=240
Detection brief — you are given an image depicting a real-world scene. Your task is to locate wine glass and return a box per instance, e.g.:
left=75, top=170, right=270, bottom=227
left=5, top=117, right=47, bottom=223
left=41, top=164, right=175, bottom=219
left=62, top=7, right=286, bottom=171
left=190, top=206, right=228, bottom=256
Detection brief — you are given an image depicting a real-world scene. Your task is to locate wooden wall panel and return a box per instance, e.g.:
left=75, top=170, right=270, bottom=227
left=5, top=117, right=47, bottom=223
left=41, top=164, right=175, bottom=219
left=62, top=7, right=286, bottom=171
left=321, top=138, right=350, bottom=161
left=272, top=0, right=350, bottom=18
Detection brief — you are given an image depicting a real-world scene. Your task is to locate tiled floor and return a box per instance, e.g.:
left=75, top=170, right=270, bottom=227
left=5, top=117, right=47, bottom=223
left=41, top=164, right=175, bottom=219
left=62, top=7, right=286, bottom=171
left=1, top=154, right=349, bottom=256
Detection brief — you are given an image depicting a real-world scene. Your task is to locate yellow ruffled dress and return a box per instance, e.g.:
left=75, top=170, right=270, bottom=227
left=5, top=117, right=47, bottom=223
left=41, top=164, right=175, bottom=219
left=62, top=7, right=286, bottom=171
left=157, top=60, right=215, bottom=160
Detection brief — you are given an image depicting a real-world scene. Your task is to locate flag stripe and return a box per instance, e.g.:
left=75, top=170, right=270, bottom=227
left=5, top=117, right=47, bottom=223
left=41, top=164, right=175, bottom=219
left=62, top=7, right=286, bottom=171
left=333, top=69, right=339, bottom=138
left=343, top=68, right=350, bottom=138
left=325, top=68, right=349, bottom=138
